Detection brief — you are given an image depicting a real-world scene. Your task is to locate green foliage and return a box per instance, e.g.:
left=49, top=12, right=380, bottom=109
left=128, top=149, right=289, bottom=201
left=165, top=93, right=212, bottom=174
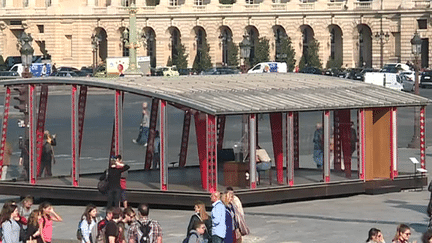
left=192, top=39, right=212, bottom=73
left=172, top=43, right=188, bottom=69
left=252, top=37, right=270, bottom=66
left=227, top=40, right=238, bottom=67
left=279, top=37, right=296, bottom=72
left=166, top=56, right=173, bottom=67
left=325, top=57, right=342, bottom=69
left=299, top=38, right=322, bottom=70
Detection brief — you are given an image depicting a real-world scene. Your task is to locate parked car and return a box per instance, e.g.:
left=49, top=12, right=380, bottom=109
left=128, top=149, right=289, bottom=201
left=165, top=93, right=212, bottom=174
left=398, top=74, right=414, bottom=92
left=203, top=67, right=240, bottom=75
left=155, top=66, right=179, bottom=76
left=178, top=68, right=194, bottom=75
left=299, top=66, right=322, bottom=75
left=52, top=71, right=79, bottom=77
left=58, top=66, right=79, bottom=72
left=400, top=70, right=415, bottom=81
left=420, top=70, right=432, bottom=88
left=356, top=68, right=378, bottom=81
left=80, top=66, right=94, bottom=77
left=381, top=63, right=410, bottom=72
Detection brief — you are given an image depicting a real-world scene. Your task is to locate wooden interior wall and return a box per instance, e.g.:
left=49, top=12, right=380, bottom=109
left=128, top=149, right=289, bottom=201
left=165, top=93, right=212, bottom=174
left=365, top=108, right=391, bottom=181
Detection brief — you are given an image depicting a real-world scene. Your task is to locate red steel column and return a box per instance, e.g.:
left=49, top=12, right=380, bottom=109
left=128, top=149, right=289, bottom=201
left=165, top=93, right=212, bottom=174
left=293, top=112, right=299, bottom=169
left=29, top=84, right=36, bottom=184
left=420, top=106, right=426, bottom=171
left=145, top=99, right=159, bottom=170
left=160, top=100, right=167, bottom=191
left=195, top=112, right=208, bottom=190
left=114, top=90, right=123, bottom=156
left=390, top=107, right=398, bottom=179
left=0, top=87, right=11, bottom=170
left=358, top=109, right=366, bottom=180
left=36, top=85, right=48, bottom=177
left=179, top=111, right=191, bottom=167
left=249, top=114, right=257, bottom=189
left=323, top=110, right=330, bottom=183
left=77, top=86, right=87, bottom=156
left=270, top=113, right=283, bottom=184
left=71, top=85, right=79, bottom=186
left=217, top=115, right=226, bottom=151
left=207, top=115, right=217, bottom=192
left=339, top=110, right=352, bottom=178
left=333, top=111, right=342, bottom=171
left=286, top=112, right=294, bottom=186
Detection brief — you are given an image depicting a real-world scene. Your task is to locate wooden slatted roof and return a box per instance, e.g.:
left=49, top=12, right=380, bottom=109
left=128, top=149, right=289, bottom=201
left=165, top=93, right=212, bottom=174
left=2, top=73, right=430, bottom=115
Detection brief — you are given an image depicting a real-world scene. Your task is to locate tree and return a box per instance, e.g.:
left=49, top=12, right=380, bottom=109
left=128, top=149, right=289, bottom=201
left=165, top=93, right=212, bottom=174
left=252, top=37, right=270, bottom=66
left=192, top=39, right=212, bottom=73
left=227, top=40, right=238, bottom=67
left=326, top=57, right=342, bottom=69
left=166, top=56, right=173, bottom=67
left=172, top=43, right=188, bottom=69
left=299, top=38, right=322, bottom=70
left=279, top=37, right=296, bottom=72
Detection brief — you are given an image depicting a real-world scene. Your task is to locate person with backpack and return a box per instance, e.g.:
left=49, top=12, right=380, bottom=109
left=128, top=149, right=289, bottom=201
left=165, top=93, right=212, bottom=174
left=186, top=221, right=207, bottom=243
left=79, top=204, right=98, bottom=243
left=105, top=207, right=123, bottom=243
left=96, top=207, right=114, bottom=243
left=127, top=203, right=162, bottom=243
left=1, top=204, right=21, bottom=243
left=186, top=201, right=211, bottom=243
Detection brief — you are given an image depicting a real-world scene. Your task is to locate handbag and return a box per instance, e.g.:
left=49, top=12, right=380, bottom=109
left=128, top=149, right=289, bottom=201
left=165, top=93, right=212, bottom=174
left=97, top=170, right=109, bottom=194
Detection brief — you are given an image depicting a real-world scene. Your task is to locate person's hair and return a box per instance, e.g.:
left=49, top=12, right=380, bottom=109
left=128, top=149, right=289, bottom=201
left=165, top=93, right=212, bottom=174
left=38, top=201, right=51, bottom=213
left=393, top=224, right=410, bottom=241
left=138, top=203, right=149, bottom=217
left=106, top=206, right=114, bottom=215
left=194, top=201, right=209, bottom=221
left=0, top=204, right=17, bottom=224
left=193, top=220, right=205, bottom=230
left=422, top=229, right=432, bottom=243
left=366, top=228, right=381, bottom=242
left=28, top=210, right=40, bottom=227
left=123, top=207, right=135, bottom=218
left=116, top=155, right=122, bottom=160
left=21, top=195, right=34, bottom=204
left=226, top=187, right=234, bottom=192
left=111, top=207, right=122, bottom=220
left=82, top=204, right=97, bottom=224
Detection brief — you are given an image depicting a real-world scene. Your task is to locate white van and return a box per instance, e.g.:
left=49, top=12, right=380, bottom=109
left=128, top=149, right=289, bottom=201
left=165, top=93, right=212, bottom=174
left=248, top=62, right=287, bottom=73
left=364, top=72, right=404, bottom=91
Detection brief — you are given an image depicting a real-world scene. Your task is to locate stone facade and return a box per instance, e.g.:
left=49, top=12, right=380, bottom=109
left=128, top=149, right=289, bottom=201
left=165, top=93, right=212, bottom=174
left=0, top=0, right=431, bottom=69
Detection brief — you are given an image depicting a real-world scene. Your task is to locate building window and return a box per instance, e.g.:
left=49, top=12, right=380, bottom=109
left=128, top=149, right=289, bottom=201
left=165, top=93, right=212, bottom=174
left=418, top=19, right=427, bottom=30
left=169, top=0, right=178, bottom=5
left=23, top=0, right=28, bottom=7
left=121, top=0, right=129, bottom=6
left=194, top=0, right=202, bottom=5
left=245, top=0, right=254, bottom=4
left=37, top=25, right=44, bottom=33
left=45, top=0, right=51, bottom=7
left=65, top=35, right=72, bottom=58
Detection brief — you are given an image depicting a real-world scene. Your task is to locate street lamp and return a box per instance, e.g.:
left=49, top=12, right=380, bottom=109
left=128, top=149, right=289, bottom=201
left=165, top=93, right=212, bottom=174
left=408, top=32, right=422, bottom=148
left=122, top=2, right=143, bottom=77
left=91, top=33, right=101, bottom=74
left=19, top=32, right=34, bottom=78
left=374, top=30, right=390, bottom=68
left=239, top=36, right=251, bottom=73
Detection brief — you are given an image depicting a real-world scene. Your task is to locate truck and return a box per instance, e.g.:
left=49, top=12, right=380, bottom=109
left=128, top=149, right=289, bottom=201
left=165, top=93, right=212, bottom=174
left=247, top=62, right=287, bottom=74
left=364, top=72, right=404, bottom=91
left=9, top=63, right=52, bottom=77
left=104, top=56, right=151, bottom=76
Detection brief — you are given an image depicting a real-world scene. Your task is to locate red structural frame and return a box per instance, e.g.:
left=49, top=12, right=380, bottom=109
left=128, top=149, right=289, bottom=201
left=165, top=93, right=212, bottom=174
left=145, top=98, right=159, bottom=170
left=160, top=100, right=167, bottom=191
left=0, top=87, right=11, bottom=171
left=179, top=111, right=191, bottom=168
left=270, top=113, right=283, bottom=185
left=36, top=85, right=48, bottom=177
left=420, top=106, right=426, bottom=170
left=29, top=84, right=36, bottom=184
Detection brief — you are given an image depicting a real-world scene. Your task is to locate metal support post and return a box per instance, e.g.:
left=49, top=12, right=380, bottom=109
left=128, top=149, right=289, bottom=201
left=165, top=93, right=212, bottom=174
left=293, top=112, right=299, bottom=169
left=207, top=115, right=217, bottom=192
left=323, top=110, right=331, bottom=183
left=390, top=107, right=398, bottom=179
left=420, top=106, right=426, bottom=171
left=160, top=100, right=167, bottom=191
left=78, top=86, right=88, bottom=156
left=249, top=114, right=257, bottom=189
left=195, top=112, right=209, bottom=190
left=114, top=90, right=123, bottom=156
left=0, top=87, right=11, bottom=171
left=270, top=113, right=283, bottom=185
left=179, top=110, right=191, bottom=167
left=333, top=111, right=342, bottom=171
left=71, top=85, right=79, bottom=186
left=286, top=111, right=294, bottom=186
left=28, top=84, right=36, bottom=184
left=36, top=85, right=48, bottom=177
left=358, top=109, right=366, bottom=180
left=145, top=98, right=159, bottom=170
left=216, top=115, right=226, bottom=151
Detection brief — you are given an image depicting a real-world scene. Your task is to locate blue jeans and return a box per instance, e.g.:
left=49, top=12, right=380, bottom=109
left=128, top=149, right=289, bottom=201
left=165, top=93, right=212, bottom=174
left=136, top=126, right=149, bottom=145
left=313, top=149, right=323, bottom=167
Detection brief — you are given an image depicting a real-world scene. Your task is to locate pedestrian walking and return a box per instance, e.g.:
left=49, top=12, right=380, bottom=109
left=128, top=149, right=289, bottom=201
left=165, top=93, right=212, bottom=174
left=79, top=204, right=98, bottom=243
left=152, top=131, right=160, bottom=170
left=104, top=207, right=123, bottom=243
left=366, top=228, right=385, bottom=243
left=101, top=156, right=130, bottom=208
left=127, top=203, right=162, bottom=243
left=38, top=131, right=56, bottom=178
left=115, top=155, right=128, bottom=208
left=186, top=201, right=211, bottom=242
left=187, top=221, right=207, bottom=243
left=221, top=193, right=235, bottom=243
left=96, top=207, right=114, bottom=243
left=132, top=102, right=150, bottom=146
left=1, top=204, right=21, bottom=243
left=226, top=187, right=249, bottom=242
left=422, top=229, right=432, bottom=243
left=210, top=191, right=225, bottom=243
left=1, top=141, right=12, bottom=180
left=24, top=210, right=42, bottom=243
left=18, top=139, right=29, bottom=181
left=17, top=195, right=34, bottom=224
left=392, top=224, right=413, bottom=243
left=427, top=180, right=432, bottom=229
left=313, top=123, right=324, bottom=168
left=38, top=202, right=63, bottom=243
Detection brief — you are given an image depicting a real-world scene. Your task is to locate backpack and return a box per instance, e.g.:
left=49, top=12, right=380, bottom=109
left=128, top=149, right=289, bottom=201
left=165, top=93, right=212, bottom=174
left=137, top=220, right=152, bottom=243
left=182, top=232, right=198, bottom=243
left=77, top=219, right=83, bottom=241
left=96, top=219, right=108, bottom=243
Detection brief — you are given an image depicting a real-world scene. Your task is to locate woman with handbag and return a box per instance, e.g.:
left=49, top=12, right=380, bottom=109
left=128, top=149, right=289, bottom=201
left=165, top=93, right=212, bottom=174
left=25, top=210, right=41, bottom=243
left=1, top=204, right=21, bottom=243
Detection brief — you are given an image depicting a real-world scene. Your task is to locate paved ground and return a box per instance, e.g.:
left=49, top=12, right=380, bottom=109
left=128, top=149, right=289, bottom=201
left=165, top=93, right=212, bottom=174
left=1, top=184, right=432, bottom=243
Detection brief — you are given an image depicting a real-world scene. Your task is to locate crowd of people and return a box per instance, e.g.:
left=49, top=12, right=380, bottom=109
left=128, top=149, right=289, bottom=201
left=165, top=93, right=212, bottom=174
left=366, top=224, right=432, bottom=243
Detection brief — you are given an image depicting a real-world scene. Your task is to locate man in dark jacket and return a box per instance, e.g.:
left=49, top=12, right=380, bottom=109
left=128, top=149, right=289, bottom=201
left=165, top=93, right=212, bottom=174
left=103, top=155, right=130, bottom=208
left=38, top=131, right=56, bottom=177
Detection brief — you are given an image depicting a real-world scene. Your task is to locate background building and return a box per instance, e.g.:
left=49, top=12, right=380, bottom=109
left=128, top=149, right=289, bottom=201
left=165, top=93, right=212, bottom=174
left=0, top=0, right=430, bottom=69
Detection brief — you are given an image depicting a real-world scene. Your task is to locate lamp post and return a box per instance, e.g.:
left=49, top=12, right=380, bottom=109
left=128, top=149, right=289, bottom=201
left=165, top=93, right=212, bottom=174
left=239, top=36, right=251, bottom=73
left=19, top=32, right=34, bottom=78
left=91, top=33, right=101, bottom=74
left=408, top=32, right=422, bottom=148
left=374, top=30, right=390, bottom=68
left=122, top=2, right=143, bottom=77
